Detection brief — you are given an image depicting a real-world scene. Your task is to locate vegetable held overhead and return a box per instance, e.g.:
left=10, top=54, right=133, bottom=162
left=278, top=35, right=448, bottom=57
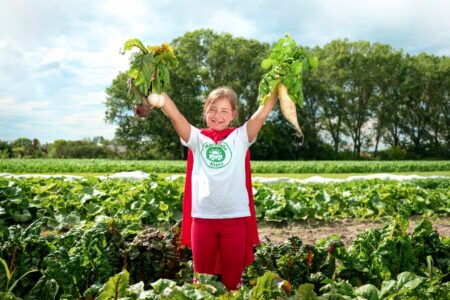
left=258, top=34, right=318, bottom=139
left=120, top=38, right=178, bottom=118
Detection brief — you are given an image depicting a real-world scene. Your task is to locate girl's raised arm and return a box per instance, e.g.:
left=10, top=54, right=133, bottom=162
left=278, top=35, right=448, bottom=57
left=152, top=93, right=191, bottom=142
left=247, top=88, right=278, bottom=142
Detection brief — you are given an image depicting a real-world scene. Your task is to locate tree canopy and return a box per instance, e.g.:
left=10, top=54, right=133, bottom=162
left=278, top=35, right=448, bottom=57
left=104, top=29, right=450, bottom=160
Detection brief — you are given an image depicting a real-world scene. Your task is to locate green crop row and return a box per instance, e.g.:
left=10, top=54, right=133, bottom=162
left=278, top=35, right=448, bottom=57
left=1, top=176, right=449, bottom=299
left=1, top=176, right=448, bottom=228
left=1, top=216, right=449, bottom=299
left=1, top=158, right=450, bottom=174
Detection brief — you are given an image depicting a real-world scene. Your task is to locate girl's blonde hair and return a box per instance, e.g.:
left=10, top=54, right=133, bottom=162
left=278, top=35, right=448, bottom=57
left=203, top=86, right=238, bottom=115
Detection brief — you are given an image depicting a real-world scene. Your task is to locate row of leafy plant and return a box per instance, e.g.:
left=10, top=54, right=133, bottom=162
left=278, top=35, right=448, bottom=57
left=1, top=159, right=450, bottom=174
left=0, top=176, right=449, bottom=298
left=0, top=176, right=448, bottom=229
left=1, top=215, right=449, bottom=299
left=253, top=179, right=449, bottom=222
left=101, top=217, right=450, bottom=299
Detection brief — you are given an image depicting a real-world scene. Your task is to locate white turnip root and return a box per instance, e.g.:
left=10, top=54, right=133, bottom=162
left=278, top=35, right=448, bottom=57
left=278, top=83, right=304, bottom=139
left=148, top=93, right=165, bottom=108
left=134, top=93, right=165, bottom=119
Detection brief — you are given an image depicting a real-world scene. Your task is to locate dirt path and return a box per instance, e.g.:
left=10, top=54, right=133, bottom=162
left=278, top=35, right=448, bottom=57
left=258, top=216, right=450, bottom=247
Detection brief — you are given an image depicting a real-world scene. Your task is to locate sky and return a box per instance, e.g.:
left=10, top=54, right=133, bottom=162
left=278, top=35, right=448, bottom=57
left=1, top=0, right=449, bottom=144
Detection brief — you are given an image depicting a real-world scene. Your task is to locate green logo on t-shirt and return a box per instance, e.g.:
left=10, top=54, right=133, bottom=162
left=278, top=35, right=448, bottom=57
left=206, top=147, right=225, bottom=162
left=202, top=142, right=232, bottom=168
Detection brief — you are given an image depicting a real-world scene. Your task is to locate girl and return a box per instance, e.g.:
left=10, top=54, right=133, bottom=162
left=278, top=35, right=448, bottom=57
left=148, top=86, right=278, bottom=290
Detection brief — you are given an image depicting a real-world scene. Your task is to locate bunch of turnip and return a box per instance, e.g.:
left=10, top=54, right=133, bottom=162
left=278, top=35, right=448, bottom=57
left=121, top=38, right=178, bottom=119
left=258, top=34, right=318, bottom=139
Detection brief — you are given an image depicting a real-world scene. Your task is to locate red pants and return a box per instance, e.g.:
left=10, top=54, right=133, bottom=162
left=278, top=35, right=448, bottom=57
left=191, top=217, right=246, bottom=290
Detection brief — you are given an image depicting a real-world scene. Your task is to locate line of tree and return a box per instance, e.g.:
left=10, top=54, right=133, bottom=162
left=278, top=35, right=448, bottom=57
left=0, top=137, right=118, bottom=159
left=105, top=29, right=449, bottom=160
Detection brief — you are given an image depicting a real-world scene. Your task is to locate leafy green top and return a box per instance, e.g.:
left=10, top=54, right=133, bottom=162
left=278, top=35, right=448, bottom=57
left=121, top=38, right=178, bottom=104
left=257, top=34, right=318, bottom=106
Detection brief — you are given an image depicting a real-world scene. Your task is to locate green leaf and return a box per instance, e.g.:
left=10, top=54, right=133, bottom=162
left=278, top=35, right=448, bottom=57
left=159, top=201, right=169, bottom=212
left=269, top=79, right=280, bottom=91
left=395, top=271, right=417, bottom=290
left=296, top=283, right=318, bottom=299
left=292, top=60, right=303, bottom=74
left=25, top=276, right=59, bottom=300
left=261, top=58, right=275, bottom=69
left=150, top=278, right=177, bottom=293
left=126, top=281, right=145, bottom=297
left=385, top=272, right=425, bottom=299
left=8, top=268, right=38, bottom=293
left=13, top=209, right=32, bottom=222
left=395, top=272, right=424, bottom=293
left=379, top=279, right=396, bottom=297
left=308, top=55, right=319, bottom=69
left=65, top=212, right=81, bottom=226
left=158, top=65, right=171, bottom=91
left=128, top=53, right=156, bottom=96
left=250, top=271, right=289, bottom=299
left=122, top=38, right=148, bottom=54
left=155, top=51, right=178, bottom=68
left=0, top=292, right=22, bottom=300
left=401, top=277, right=423, bottom=291
left=97, top=269, right=130, bottom=300
left=0, top=257, right=11, bottom=281
left=355, top=284, right=380, bottom=300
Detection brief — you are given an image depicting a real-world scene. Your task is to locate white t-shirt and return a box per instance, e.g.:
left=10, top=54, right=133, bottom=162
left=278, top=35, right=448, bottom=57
left=181, top=123, right=255, bottom=219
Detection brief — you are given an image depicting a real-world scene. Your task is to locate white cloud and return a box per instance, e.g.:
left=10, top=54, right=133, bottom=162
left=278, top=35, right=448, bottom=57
left=70, top=91, right=107, bottom=106
left=0, top=98, right=52, bottom=115
left=204, top=9, right=257, bottom=37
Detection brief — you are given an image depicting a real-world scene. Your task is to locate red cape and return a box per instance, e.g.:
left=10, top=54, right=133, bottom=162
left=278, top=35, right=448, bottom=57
left=180, top=128, right=260, bottom=273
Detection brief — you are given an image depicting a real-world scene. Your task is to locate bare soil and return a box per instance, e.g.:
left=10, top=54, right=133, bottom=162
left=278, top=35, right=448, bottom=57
left=258, top=216, right=450, bottom=247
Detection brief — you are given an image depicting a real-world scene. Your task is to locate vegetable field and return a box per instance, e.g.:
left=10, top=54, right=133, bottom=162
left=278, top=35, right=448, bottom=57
left=1, top=171, right=449, bottom=299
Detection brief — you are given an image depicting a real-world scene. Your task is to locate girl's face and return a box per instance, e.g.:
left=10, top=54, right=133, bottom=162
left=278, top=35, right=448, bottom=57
left=205, top=97, right=236, bottom=131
